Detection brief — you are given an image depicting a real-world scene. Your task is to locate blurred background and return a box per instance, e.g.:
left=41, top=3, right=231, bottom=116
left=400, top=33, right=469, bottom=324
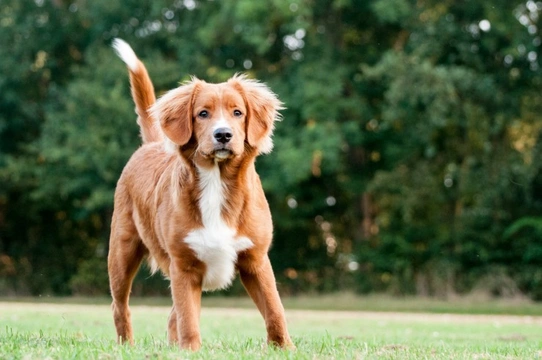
left=1, top=0, right=542, bottom=301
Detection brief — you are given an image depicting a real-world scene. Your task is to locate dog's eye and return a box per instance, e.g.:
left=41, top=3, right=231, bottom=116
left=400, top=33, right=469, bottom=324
left=233, top=110, right=243, bottom=117
left=198, top=110, right=209, bottom=119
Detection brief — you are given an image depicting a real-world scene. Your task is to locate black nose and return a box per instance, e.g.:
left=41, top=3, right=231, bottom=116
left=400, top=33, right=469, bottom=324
left=213, top=127, right=233, bottom=144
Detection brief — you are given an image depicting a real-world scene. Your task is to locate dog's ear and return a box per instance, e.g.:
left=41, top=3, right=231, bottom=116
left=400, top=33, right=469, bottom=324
left=150, top=79, right=202, bottom=146
left=229, top=75, right=283, bottom=154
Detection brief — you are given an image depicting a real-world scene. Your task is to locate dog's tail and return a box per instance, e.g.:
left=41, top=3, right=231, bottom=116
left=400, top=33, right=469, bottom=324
left=112, top=39, right=163, bottom=144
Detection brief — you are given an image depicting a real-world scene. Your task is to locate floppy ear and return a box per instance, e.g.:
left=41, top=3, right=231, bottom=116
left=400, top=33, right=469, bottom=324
left=150, top=79, right=201, bottom=146
left=229, top=74, right=283, bottom=154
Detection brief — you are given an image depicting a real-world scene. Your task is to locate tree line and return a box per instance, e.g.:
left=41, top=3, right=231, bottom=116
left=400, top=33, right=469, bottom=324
left=1, top=0, right=542, bottom=299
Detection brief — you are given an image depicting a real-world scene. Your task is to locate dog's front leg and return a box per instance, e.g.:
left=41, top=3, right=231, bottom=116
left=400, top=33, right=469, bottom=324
left=167, top=305, right=178, bottom=344
left=169, top=259, right=203, bottom=351
left=239, top=255, right=294, bottom=349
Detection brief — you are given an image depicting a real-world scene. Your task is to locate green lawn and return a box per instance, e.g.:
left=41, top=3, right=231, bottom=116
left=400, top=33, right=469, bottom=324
left=1, top=297, right=542, bottom=359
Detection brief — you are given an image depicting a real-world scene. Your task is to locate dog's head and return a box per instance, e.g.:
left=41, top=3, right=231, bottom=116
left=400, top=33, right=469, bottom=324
left=150, top=74, right=282, bottom=166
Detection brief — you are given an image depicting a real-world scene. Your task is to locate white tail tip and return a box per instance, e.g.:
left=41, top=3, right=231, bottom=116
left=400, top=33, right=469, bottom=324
left=112, top=38, right=139, bottom=72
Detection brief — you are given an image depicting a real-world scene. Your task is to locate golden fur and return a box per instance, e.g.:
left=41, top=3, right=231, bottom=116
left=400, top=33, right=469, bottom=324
left=107, top=39, right=293, bottom=350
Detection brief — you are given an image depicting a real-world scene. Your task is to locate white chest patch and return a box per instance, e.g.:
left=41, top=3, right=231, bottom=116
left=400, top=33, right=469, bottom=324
left=184, top=165, right=253, bottom=291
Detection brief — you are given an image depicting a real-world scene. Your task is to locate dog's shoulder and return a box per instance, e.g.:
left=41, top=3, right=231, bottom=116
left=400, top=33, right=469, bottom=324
left=118, top=142, right=187, bottom=194
left=123, top=142, right=176, bottom=171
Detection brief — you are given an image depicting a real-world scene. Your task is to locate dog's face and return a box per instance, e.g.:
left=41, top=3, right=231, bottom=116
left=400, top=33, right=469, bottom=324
left=151, top=75, right=282, bottom=165
left=191, top=84, right=247, bottom=161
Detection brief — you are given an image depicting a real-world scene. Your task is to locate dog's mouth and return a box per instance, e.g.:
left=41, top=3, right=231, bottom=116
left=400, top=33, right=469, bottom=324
left=200, top=144, right=237, bottom=161
left=213, top=149, right=233, bottom=160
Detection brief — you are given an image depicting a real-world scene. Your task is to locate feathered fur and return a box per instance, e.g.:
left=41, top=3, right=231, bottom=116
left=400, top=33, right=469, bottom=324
left=107, top=39, right=293, bottom=351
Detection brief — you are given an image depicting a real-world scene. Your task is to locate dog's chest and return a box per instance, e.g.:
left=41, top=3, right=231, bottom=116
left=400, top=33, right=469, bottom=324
left=184, top=166, right=252, bottom=291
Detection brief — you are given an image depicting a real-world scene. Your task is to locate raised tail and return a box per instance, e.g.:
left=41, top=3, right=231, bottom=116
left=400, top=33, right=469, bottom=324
left=112, top=39, right=163, bottom=144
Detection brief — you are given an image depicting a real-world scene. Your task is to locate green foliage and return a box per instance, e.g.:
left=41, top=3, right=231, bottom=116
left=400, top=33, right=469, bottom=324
left=372, top=0, right=412, bottom=24
left=69, top=256, right=109, bottom=296
left=1, top=0, right=542, bottom=299
left=503, top=217, right=542, bottom=299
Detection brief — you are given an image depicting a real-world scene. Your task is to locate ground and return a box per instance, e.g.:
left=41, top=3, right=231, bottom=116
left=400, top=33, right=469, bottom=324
left=2, top=298, right=542, bottom=359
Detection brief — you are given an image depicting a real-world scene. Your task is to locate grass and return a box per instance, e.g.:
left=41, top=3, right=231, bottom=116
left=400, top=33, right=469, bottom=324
left=2, top=296, right=542, bottom=359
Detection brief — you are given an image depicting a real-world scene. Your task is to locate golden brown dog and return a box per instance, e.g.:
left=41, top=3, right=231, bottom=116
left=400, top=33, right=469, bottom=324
left=108, top=39, right=293, bottom=350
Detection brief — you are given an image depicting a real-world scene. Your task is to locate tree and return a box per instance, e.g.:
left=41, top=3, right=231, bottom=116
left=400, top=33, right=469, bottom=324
left=1, top=0, right=541, bottom=298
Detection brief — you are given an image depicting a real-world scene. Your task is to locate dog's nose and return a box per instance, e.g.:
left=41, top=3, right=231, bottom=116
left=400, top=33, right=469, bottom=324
left=213, top=128, right=233, bottom=144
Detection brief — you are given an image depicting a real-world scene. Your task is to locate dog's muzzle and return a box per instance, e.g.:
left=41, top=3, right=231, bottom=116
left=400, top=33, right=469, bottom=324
left=212, top=127, right=234, bottom=160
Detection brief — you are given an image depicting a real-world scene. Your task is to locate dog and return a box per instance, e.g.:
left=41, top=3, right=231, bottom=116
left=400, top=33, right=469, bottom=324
left=107, top=39, right=294, bottom=351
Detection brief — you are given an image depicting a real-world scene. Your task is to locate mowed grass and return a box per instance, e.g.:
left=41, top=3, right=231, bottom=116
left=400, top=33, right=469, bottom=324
left=1, top=298, right=542, bottom=359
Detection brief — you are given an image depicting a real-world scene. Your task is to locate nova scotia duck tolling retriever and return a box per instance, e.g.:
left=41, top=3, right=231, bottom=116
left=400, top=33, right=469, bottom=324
left=107, top=39, right=294, bottom=351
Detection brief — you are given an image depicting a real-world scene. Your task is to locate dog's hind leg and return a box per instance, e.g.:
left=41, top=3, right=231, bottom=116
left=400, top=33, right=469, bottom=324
left=108, top=208, right=146, bottom=345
